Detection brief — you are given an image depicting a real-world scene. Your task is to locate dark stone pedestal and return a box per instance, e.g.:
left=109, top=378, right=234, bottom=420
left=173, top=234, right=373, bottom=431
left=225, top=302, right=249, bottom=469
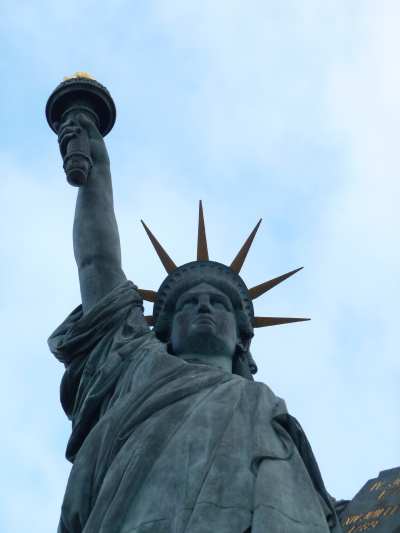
left=340, top=467, right=400, bottom=532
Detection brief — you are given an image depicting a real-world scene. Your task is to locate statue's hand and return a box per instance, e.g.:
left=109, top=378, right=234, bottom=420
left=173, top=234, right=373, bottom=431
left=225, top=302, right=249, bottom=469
left=57, top=112, right=110, bottom=168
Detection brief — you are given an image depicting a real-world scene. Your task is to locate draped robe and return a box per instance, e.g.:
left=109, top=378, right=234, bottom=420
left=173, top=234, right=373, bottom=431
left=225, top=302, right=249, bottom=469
left=49, top=281, right=342, bottom=533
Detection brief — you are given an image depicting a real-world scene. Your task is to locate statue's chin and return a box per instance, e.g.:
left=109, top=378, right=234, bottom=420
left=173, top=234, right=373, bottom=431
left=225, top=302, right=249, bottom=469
left=176, top=331, right=232, bottom=359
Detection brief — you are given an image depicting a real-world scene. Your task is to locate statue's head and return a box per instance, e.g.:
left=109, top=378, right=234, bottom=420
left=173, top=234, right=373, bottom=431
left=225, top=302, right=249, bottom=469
left=152, top=262, right=256, bottom=377
left=139, top=202, right=308, bottom=379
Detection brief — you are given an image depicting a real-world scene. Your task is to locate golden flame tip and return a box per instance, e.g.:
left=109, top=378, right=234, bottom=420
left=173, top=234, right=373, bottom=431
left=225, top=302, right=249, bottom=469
left=63, top=71, right=95, bottom=81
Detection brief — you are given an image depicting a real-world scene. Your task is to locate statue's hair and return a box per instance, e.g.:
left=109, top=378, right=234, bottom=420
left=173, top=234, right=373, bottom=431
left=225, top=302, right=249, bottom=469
left=152, top=262, right=257, bottom=377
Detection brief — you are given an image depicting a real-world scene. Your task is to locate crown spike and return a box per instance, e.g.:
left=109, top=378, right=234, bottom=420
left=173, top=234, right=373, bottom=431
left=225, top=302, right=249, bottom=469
left=138, top=289, right=157, bottom=302
left=253, top=316, right=310, bottom=328
left=144, top=315, right=155, bottom=326
left=197, top=200, right=209, bottom=261
left=230, top=219, right=262, bottom=273
left=249, top=267, right=303, bottom=300
left=141, top=220, right=177, bottom=274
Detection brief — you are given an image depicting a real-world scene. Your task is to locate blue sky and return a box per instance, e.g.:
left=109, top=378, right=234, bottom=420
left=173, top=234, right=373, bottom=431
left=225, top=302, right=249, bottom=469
left=1, top=1, right=399, bottom=531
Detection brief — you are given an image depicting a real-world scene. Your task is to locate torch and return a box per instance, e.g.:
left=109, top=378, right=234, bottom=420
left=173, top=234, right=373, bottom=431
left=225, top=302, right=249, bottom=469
left=45, top=72, right=116, bottom=186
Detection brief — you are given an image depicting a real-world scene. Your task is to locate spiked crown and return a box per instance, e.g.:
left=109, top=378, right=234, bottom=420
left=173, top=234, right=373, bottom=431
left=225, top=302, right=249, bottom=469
left=138, top=202, right=309, bottom=332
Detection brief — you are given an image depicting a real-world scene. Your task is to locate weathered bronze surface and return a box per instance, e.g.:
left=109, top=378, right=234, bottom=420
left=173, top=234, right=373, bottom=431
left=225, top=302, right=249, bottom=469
left=46, top=76, right=346, bottom=533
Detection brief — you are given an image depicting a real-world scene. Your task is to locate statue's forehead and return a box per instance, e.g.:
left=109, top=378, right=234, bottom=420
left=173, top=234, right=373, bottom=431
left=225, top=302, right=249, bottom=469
left=178, top=282, right=229, bottom=298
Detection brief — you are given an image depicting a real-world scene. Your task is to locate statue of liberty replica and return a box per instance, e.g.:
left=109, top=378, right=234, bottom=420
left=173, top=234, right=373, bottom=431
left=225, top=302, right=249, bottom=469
left=46, top=74, right=343, bottom=533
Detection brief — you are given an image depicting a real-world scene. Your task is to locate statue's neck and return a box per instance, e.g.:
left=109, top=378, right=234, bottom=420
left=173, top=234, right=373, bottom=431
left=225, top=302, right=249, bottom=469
left=178, top=353, right=233, bottom=373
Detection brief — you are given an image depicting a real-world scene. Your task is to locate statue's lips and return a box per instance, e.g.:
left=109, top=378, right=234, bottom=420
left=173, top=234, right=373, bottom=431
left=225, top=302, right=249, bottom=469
left=192, top=316, right=216, bottom=327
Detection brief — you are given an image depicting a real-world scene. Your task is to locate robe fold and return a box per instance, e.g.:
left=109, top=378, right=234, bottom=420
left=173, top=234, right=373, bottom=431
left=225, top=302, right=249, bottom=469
left=49, top=281, right=342, bottom=533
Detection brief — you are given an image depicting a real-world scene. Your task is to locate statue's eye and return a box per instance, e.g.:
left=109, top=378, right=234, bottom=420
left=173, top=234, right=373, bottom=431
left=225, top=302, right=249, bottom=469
left=211, top=297, right=231, bottom=310
left=179, top=297, right=197, bottom=310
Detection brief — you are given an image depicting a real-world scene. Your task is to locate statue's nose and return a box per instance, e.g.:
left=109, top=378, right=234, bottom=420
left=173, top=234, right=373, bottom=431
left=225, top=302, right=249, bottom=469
left=198, top=296, right=212, bottom=312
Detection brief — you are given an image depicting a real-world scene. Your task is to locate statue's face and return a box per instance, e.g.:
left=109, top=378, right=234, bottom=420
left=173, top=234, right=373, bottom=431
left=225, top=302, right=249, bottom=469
left=169, top=282, right=238, bottom=359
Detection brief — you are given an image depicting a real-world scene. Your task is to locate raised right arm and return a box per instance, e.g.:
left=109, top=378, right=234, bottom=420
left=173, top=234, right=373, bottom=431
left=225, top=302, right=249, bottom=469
left=58, top=112, right=126, bottom=313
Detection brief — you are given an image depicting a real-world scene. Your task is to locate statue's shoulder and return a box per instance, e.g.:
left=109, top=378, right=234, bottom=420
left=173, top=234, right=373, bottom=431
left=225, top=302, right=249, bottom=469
left=251, top=378, right=280, bottom=400
left=117, top=329, right=166, bottom=358
left=243, top=379, right=288, bottom=415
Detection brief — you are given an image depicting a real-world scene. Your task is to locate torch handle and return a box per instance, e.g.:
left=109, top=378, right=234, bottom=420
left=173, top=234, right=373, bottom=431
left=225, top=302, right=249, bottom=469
left=62, top=118, right=93, bottom=187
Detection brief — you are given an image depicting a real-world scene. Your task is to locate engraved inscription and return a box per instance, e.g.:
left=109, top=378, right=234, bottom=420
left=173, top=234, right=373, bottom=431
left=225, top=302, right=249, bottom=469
left=340, top=469, right=400, bottom=533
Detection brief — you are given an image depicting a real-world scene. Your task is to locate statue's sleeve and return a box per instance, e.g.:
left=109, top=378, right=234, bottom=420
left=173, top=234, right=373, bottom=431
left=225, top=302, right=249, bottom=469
left=48, top=280, right=149, bottom=460
left=48, top=280, right=147, bottom=366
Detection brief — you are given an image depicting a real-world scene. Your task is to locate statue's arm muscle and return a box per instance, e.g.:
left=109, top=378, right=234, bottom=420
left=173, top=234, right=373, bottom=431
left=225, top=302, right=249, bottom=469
left=60, top=113, right=127, bottom=312
left=73, top=164, right=126, bottom=312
